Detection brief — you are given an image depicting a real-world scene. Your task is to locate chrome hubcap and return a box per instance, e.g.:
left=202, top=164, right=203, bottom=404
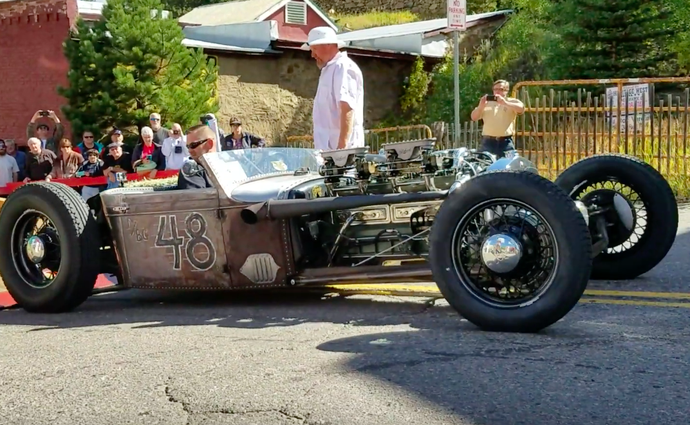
left=480, top=233, right=522, bottom=274
left=25, top=235, right=46, bottom=264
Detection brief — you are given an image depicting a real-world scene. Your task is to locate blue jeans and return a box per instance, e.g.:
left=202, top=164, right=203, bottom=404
left=106, top=178, right=120, bottom=190
left=480, top=136, right=515, bottom=158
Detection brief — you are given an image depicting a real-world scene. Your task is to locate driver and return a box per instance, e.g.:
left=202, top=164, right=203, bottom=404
left=176, top=124, right=217, bottom=190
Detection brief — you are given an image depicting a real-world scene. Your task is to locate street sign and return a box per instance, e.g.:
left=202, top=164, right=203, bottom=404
left=447, top=0, right=467, bottom=30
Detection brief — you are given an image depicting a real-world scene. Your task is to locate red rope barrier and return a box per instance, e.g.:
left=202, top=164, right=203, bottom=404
left=0, top=170, right=179, bottom=196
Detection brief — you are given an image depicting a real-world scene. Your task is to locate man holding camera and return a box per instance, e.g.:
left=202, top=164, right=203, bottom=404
left=26, top=110, right=64, bottom=153
left=162, top=123, right=189, bottom=170
left=471, top=79, right=525, bottom=158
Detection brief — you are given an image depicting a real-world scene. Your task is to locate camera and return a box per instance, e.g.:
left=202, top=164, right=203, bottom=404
left=486, top=95, right=497, bottom=102
left=174, top=145, right=183, bottom=154
left=200, top=114, right=213, bottom=125
left=39, top=110, right=50, bottom=117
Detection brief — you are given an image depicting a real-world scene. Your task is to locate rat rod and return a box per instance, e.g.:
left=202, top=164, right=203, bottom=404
left=0, top=139, right=678, bottom=332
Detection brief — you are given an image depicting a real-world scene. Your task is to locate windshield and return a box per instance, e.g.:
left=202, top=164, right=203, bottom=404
left=203, top=147, right=323, bottom=186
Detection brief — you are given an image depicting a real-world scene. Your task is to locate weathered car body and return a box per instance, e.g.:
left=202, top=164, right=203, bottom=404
left=0, top=138, right=679, bottom=333
left=98, top=148, right=442, bottom=291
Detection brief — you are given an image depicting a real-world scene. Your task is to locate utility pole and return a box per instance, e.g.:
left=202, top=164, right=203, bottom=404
left=447, top=0, right=466, bottom=145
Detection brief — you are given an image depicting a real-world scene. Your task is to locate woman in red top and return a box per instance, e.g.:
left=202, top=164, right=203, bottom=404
left=132, top=126, right=166, bottom=178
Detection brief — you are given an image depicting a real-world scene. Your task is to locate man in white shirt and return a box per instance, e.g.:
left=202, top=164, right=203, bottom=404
left=161, top=123, right=189, bottom=170
left=0, top=139, right=19, bottom=188
left=302, top=27, right=365, bottom=151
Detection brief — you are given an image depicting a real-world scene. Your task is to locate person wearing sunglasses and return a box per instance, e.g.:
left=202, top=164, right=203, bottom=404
left=176, top=124, right=217, bottom=190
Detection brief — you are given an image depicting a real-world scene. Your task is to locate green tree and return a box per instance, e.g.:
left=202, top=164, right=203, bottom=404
left=665, top=0, right=690, bottom=72
left=425, top=0, right=554, bottom=124
left=58, top=0, right=219, bottom=140
left=546, top=0, right=680, bottom=80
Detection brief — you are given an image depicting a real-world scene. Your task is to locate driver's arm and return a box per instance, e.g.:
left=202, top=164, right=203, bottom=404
left=176, top=164, right=212, bottom=190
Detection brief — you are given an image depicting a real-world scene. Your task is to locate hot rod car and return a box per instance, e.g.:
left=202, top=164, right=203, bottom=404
left=0, top=139, right=678, bottom=332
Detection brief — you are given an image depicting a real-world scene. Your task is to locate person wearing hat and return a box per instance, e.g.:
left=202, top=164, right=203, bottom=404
left=301, top=26, right=365, bottom=151
left=221, top=117, right=266, bottom=151
left=102, top=138, right=133, bottom=189
left=0, top=139, right=19, bottom=189
left=76, top=148, right=106, bottom=201
left=26, top=110, right=64, bottom=153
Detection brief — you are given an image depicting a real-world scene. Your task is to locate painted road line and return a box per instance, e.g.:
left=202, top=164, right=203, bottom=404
left=583, top=289, right=690, bottom=300
left=579, top=298, right=690, bottom=309
left=326, top=284, right=690, bottom=300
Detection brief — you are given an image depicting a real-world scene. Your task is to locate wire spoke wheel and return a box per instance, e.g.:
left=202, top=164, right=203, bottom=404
left=11, top=210, right=62, bottom=289
left=429, top=171, right=592, bottom=333
left=572, top=180, right=647, bottom=254
left=0, top=182, right=102, bottom=313
left=451, top=200, right=558, bottom=308
left=555, top=154, right=678, bottom=280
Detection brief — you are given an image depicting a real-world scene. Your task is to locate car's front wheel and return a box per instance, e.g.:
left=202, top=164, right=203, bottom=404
left=0, top=182, right=101, bottom=312
left=429, top=171, right=592, bottom=333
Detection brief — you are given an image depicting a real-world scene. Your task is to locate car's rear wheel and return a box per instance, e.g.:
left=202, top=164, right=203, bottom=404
left=0, top=182, right=101, bottom=312
left=429, top=171, right=592, bottom=333
left=555, top=154, right=678, bottom=280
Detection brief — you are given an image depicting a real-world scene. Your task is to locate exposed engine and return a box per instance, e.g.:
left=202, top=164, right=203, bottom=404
left=285, top=139, right=516, bottom=268
left=317, top=138, right=500, bottom=197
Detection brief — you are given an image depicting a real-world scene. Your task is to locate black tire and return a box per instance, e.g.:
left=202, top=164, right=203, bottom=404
left=429, top=171, right=592, bottom=333
left=555, top=154, right=678, bottom=280
left=0, top=182, right=102, bottom=312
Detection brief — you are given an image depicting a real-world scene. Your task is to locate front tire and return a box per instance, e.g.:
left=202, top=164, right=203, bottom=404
left=555, top=154, right=678, bottom=280
left=429, top=171, right=592, bottom=333
left=0, top=182, right=102, bottom=312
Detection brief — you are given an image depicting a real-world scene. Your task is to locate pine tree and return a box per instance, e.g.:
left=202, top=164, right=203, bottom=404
left=547, top=0, right=679, bottom=80
left=58, top=0, right=219, bottom=140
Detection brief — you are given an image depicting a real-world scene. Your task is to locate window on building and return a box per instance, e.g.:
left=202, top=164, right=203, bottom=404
left=285, top=1, right=307, bottom=25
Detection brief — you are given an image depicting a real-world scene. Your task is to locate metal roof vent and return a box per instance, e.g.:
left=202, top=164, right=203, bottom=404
left=285, top=1, right=307, bottom=25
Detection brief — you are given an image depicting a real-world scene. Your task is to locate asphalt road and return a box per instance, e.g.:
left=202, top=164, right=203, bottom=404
left=1, top=208, right=689, bottom=425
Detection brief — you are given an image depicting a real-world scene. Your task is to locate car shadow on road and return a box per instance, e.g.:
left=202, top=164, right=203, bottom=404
left=0, top=286, right=591, bottom=339
left=1, top=225, right=689, bottom=332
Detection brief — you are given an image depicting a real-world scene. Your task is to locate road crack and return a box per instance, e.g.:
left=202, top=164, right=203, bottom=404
left=163, top=377, right=313, bottom=423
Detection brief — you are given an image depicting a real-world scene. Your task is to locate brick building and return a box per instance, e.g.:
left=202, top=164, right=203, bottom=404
left=0, top=0, right=80, bottom=147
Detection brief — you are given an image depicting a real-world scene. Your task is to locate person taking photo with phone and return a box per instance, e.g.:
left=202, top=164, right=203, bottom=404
left=161, top=123, right=189, bottom=170
left=26, top=110, right=64, bottom=154
left=470, top=79, right=525, bottom=158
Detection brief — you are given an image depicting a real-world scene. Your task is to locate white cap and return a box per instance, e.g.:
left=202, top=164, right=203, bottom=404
left=300, top=26, right=346, bottom=51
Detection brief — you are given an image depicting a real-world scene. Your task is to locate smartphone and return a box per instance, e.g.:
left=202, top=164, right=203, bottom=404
left=146, top=154, right=152, bottom=160
left=486, top=95, right=497, bottom=102
left=75, top=171, right=85, bottom=177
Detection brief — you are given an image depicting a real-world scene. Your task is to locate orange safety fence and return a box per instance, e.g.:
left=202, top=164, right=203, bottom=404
left=0, top=169, right=179, bottom=197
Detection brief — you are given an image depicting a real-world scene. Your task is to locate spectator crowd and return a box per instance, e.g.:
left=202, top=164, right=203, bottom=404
left=0, top=110, right=266, bottom=201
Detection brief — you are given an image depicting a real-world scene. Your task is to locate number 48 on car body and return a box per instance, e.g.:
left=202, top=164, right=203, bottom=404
left=155, top=212, right=217, bottom=271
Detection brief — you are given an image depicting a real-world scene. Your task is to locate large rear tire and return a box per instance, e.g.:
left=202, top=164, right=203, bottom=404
left=555, top=154, right=678, bottom=280
left=0, top=182, right=102, bottom=312
left=429, top=171, right=592, bottom=333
